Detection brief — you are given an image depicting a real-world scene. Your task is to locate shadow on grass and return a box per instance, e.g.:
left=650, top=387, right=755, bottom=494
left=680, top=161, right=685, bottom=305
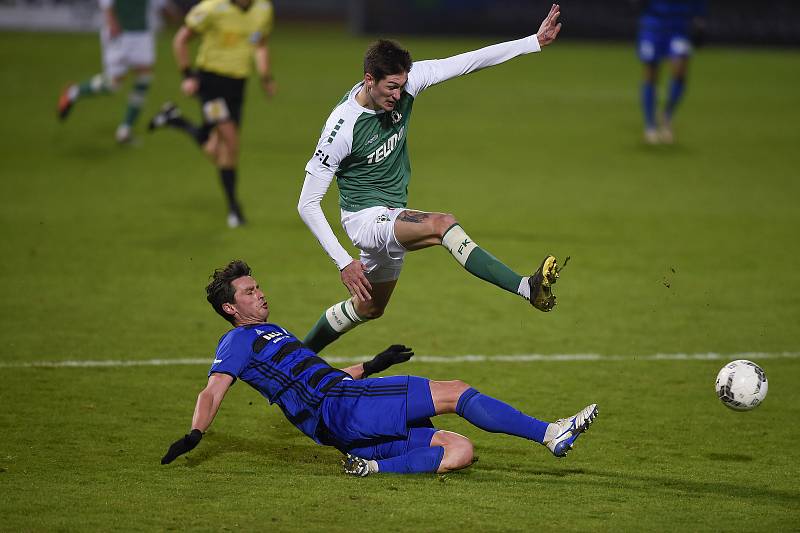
left=476, top=463, right=797, bottom=504
left=180, top=432, right=331, bottom=469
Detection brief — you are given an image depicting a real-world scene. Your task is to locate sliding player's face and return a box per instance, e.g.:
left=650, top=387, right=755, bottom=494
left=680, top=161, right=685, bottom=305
left=229, top=276, right=269, bottom=324
left=367, top=72, right=408, bottom=112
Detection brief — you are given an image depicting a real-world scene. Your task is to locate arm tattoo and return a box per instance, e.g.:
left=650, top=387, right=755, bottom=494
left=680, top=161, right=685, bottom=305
left=398, top=211, right=431, bottom=223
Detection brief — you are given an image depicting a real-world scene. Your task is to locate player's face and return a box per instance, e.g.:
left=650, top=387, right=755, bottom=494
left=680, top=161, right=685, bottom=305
left=229, top=276, right=269, bottom=325
left=367, top=72, right=408, bottom=112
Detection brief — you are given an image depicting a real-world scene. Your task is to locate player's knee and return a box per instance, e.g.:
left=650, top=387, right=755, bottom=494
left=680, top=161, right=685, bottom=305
left=358, top=303, right=385, bottom=320
left=439, top=435, right=474, bottom=472
left=102, top=74, right=121, bottom=93
left=435, top=213, right=458, bottom=238
left=430, top=379, right=472, bottom=413
left=202, top=142, right=217, bottom=158
left=227, top=137, right=240, bottom=155
left=453, top=438, right=474, bottom=469
left=451, top=379, right=471, bottom=395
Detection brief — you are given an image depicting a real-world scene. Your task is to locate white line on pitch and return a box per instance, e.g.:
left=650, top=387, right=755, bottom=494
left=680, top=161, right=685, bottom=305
left=0, top=352, right=798, bottom=368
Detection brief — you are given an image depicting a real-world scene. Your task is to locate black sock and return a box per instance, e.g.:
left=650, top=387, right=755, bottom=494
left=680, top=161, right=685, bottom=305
left=219, top=167, right=243, bottom=217
left=166, top=116, right=209, bottom=146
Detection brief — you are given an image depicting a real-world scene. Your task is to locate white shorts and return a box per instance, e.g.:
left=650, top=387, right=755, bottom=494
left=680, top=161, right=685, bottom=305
left=101, top=31, right=155, bottom=80
left=341, top=206, right=409, bottom=283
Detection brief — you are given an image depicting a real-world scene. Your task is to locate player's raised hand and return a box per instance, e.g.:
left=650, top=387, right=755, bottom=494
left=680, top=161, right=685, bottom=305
left=536, top=4, right=562, bottom=47
left=161, top=429, right=203, bottom=465
left=340, top=260, right=372, bottom=303
left=363, top=345, right=414, bottom=377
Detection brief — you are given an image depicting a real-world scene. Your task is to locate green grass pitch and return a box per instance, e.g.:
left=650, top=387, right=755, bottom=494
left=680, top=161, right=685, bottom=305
left=1, top=24, right=799, bottom=531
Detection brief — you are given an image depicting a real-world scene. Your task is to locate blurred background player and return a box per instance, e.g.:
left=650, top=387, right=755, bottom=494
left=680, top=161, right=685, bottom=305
left=636, top=0, right=707, bottom=144
left=57, top=0, right=171, bottom=144
left=148, top=0, right=276, bottom=228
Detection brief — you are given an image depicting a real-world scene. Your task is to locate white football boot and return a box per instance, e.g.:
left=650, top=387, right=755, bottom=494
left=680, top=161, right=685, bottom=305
left=545, top=404, right=598, bottom=457
left=115, top=124, right=133, bottom=144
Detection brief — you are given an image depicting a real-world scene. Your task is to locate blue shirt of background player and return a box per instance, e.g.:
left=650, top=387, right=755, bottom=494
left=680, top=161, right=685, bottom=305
left=639, top=0, right=707, bottom=34
left=209, top=323, right=350, bottom=443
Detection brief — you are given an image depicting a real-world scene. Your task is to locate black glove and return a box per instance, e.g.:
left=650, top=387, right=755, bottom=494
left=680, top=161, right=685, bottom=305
left=161, top=429, right=203, bottom=465
left=362, top=345, right=414, bottom=377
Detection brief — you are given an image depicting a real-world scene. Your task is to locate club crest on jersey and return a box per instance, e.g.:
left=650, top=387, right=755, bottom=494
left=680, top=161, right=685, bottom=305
left=391, top=110, right=402, bottom=124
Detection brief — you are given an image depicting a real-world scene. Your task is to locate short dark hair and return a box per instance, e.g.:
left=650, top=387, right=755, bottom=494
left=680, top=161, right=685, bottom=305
left=363, top=39, right=412, bottom=81
left=206, top=260, right=251, bottom=324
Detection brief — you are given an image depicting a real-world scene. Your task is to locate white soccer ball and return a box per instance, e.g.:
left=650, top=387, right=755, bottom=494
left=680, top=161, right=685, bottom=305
left=715, top=360, right=768, bottom=411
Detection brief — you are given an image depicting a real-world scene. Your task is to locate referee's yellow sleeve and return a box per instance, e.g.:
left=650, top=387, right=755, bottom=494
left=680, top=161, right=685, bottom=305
left=185, top=1, right=213, bottom=33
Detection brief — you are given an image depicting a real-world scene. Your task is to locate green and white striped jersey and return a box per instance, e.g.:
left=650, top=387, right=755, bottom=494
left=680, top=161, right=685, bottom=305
left=305, top=79, right=420, bottom=212
left=300, top=34, right=542, bottom=269
left=99, top=0, right=165, bottom=32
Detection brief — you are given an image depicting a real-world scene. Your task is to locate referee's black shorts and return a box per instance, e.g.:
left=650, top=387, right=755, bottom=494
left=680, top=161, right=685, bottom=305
left=197, top=70, right=246, bottom=126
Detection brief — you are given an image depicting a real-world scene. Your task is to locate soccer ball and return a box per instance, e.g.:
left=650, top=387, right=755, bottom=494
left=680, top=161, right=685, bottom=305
left=715, top=360, right=768, bottom=411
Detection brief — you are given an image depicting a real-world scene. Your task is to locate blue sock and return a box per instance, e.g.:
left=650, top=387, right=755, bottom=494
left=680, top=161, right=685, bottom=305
left=456, top=388, right=549, bottom=443
left=665, top=77, right=685, bottom=119
left=376, top=446, right=444, bottom=474
left=641, top=81, right=657, bottom=129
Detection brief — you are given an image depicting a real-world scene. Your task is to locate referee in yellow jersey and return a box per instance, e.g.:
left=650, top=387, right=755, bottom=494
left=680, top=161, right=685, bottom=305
left=149, top=0, right=275, bottom=228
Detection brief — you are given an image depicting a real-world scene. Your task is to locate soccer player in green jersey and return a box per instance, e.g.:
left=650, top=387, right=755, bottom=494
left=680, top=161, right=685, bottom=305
left=299, top=5, right=565, bottom=353
left=57, top=0, right=170, bottom=144
left=148, top=0, right=275, bottom=228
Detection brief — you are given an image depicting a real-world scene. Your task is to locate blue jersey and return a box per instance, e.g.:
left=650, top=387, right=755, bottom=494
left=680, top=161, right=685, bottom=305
left=209, top=323, right=350, bottom=443
left=640, top=0, right=707, bottom=34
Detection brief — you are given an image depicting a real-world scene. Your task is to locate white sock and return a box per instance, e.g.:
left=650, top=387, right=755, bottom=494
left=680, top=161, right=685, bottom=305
left=367, top=460, right=379, bottom=473
left=441, top=224, right=478, bottom=267
left=325, top=299, right=365, bottom=333
left=518, top=277, right=531, bottom=300
left=543, top=422, right=558, bottom=443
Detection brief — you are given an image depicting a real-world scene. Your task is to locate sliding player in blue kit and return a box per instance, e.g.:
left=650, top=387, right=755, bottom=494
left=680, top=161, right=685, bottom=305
left=160, top=260, right=598, bottom=476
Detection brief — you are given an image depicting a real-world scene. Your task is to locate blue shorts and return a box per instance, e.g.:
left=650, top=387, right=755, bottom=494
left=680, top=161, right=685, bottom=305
left=638, top=29, right=692, bottom=63
left=319, top=375, right=438, bottom=460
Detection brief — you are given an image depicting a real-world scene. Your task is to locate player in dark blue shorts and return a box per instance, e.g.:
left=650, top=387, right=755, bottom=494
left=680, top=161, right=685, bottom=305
left=636, top=0, right=707, bottom=144
left=160, top=260, right=599, bottom=475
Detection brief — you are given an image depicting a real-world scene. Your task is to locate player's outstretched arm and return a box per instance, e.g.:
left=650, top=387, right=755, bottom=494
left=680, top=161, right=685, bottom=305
left=298, top=174, right=372, bottom=302
left=161, top=373, right=233, bottom=465
left=536, top=4, right=562, bottom=47
left=254, top=36, right=276, bottom=97
left=405, top=4, right=561, bottom=96
left=342, top=345, right=415, bottom=379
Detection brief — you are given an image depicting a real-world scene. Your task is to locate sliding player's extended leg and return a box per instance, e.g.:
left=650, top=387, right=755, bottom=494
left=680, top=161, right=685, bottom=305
left=429, top=379, right=598, bottom=458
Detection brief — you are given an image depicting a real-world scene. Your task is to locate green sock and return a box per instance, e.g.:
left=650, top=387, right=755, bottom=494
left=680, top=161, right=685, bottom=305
left=463, top=247, right=523, bottom=294
left=123, top=75, right=151, bottom=126
left=443, top=224, right=522, bottom=294
left=77, top=74, right=112, bottom=97
left=303, top=314, right=341, bottom=354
